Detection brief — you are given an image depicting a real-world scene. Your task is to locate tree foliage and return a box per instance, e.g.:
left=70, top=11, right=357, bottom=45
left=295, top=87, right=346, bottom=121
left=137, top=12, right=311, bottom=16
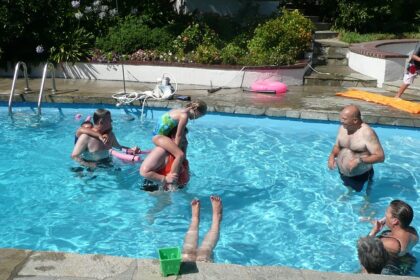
left=1, top=0, right=417, bottom=65
left=317, top=0, right=420, bottom=33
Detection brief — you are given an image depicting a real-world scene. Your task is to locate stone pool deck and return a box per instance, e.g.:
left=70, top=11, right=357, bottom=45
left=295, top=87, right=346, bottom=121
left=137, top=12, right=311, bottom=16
left=0, top=78, right=419, bottom=279
left=1, top=77, right=420, bottom=127
left=0, top=248, right=417, bottom=280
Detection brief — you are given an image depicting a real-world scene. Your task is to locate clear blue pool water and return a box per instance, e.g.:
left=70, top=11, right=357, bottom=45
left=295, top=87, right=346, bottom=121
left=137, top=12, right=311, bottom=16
left=0, top=102, right=419, bottom=275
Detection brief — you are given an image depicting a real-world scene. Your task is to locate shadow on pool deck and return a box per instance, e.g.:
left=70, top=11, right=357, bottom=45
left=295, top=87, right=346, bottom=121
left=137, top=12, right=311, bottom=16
left=0, top=78, right=419, bottom=279
left=1, top=78, right=420, bottom=127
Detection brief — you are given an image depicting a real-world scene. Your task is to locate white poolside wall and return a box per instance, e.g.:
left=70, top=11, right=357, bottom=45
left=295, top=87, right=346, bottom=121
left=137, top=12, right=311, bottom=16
left=348, top=42, right=417, bottom=87
left=0, top=62, right=309, bottom=87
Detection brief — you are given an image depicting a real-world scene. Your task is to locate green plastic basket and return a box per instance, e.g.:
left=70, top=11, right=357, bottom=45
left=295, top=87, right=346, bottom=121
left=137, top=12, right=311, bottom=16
left=158, top=247, right=182, bottom=277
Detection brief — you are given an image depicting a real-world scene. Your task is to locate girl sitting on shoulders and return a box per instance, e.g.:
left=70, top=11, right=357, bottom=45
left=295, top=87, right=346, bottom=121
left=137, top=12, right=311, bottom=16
left=152, top=100, right=207, bottom=186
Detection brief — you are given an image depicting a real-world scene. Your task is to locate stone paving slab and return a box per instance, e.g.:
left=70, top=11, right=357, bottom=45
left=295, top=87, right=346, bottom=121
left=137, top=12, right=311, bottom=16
left=1, top=78, right=420, bottom=127
left=0, top=249, right=417, bottom=280
left=0, top=249, right=31, bottom=280
left=383, top=80, right=420, bottom=97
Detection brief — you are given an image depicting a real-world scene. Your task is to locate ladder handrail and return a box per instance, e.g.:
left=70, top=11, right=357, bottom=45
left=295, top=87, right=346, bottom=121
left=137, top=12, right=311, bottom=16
left=37, top=62, right=57, bottom=115
left=8, top=61, right=31, bottom=114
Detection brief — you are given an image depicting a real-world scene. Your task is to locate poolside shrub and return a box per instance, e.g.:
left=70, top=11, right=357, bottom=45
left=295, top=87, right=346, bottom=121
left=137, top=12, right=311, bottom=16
left=95, top=16, right=175, bottom=54
left=247, top=9, right=314, bottom=66
left=221, top=43, right=247, bottom=65
left=172, top=23, right=222, bottom=55
left=49, top=28, right=94, bottom=64
left=191, top=44, right=221, bottom=65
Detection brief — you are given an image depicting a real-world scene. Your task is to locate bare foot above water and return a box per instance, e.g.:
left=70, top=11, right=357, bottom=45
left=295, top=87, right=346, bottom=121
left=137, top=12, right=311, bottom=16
left=191, top=198, right=200, bottom=220
left=210, top=195, right=222, bottom=221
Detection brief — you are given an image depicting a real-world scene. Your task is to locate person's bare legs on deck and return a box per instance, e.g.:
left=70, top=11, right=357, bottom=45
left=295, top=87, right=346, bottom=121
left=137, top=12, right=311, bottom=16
left=395, top=83, right=410, bottom=99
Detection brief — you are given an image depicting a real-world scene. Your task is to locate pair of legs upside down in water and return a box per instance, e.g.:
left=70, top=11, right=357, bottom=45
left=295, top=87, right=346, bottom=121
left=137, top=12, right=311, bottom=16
left=182, top=195, right=222, bottom=262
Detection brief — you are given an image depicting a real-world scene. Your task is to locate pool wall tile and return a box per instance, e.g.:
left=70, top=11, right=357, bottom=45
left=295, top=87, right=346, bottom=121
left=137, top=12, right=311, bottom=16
left=266, top=108, right=287, bottom=117
left=285, top=110, right=301, bottom=118
left=361, top=115, right=380, bottom=124
left=235, top=106, right=266, bottom=115
left=413, top=119, right=420, bottom=127
left=377, top=117, right=412, bottom=127
left=300, top=111, right=329, bottom=120
left=327, top=112, right=340, bottom=122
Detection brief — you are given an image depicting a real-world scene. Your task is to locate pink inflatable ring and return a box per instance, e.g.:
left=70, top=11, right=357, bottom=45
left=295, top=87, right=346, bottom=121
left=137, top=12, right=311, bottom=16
left=251, top=80, right=287, bottom=95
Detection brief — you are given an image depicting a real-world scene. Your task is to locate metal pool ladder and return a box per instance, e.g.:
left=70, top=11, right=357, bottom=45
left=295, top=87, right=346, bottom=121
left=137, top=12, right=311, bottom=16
left=8, top=62, right=57, bottom=115
left=37, top=62, right=57, bottom=115
left=8, top=61, right=32, bottom=114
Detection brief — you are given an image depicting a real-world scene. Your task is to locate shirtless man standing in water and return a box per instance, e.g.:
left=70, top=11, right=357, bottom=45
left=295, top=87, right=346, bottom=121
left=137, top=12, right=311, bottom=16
left=71, top=109, right=138, bottom=168
left=328, top=105, right=385, bottom=192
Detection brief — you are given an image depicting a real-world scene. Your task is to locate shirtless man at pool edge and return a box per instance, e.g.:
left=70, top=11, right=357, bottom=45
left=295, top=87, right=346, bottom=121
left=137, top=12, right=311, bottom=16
left=71, top=109, right=138, bottom=168
left=328, top=105, right=385, bottom=192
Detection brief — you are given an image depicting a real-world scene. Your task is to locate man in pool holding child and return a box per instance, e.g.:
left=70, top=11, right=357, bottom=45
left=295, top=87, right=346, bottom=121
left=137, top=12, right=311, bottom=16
left=328, top=105, right=385, bottom=192
left=71, top=109, right=138, bottom=169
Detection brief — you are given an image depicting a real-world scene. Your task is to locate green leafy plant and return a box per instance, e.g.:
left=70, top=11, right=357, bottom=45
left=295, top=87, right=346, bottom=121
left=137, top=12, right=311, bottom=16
left=220, top=43, right=246, bottom=65
left=49, top=28, right=94, bottom=64
left=247, top=9, right=314, bottom=66
left=172, top=22, right=221, bottom=55
left=334, top=1, right=373, bottom=33
left=333, top=0, right=419, bottom=33
left=96, top=16, right=175, bottom=54
left=191, top=44, right=221, bottom=64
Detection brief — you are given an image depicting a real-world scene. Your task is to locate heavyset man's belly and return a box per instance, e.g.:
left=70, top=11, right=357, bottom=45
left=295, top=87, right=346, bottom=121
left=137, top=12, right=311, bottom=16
left=337, top=148, right=372, bottom=177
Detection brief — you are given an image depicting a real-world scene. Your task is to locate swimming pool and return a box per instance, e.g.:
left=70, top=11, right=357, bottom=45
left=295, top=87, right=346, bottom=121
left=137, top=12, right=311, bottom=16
left=1, top=102, right=419, bottom=275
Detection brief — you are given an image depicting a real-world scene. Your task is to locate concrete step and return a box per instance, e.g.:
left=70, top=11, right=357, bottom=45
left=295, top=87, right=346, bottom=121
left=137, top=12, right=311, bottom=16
left=382, top=80, right=420, bottom=97
left=305, top=15, right=319, bottom=23
left=314, top=54, right=348, bottom=66
left=315, top=39, right=349, bottom=48
left=313, top=39, right=349, bottom=56
left=312, top=65, right=360, bottom=74
left=304, top=15, right=331, bottom=30
left=314, top=30, right=339, bottom=40
left=304, top=65, right=377, bottom=87
left=315, top=22, right=331, bottom=31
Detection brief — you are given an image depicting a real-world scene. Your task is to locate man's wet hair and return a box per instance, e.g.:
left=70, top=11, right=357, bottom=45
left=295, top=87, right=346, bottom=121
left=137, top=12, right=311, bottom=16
left=93, top=109, right=110, bottom=125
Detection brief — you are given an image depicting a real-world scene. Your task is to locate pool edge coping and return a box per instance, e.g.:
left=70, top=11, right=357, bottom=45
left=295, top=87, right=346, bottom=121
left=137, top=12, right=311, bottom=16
left=3, top=99, right=420, bottom=128
left=0, top=248, right=415, bottom=279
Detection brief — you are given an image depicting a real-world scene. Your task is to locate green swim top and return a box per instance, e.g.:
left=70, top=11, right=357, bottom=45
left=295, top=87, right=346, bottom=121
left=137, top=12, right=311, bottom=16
left=153, top=112, right=179, bottom=136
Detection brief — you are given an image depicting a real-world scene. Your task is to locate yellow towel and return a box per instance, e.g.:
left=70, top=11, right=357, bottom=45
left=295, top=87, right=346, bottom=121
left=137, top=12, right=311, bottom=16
left=336, top=89, right=420, bottom=114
